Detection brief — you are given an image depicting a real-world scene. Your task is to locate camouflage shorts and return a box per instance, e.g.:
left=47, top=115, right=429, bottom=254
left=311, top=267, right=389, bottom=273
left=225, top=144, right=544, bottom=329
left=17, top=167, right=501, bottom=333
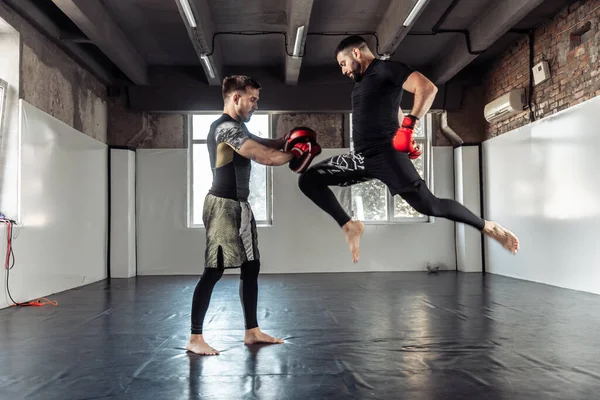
left=203, top=193, right=260, bottom=269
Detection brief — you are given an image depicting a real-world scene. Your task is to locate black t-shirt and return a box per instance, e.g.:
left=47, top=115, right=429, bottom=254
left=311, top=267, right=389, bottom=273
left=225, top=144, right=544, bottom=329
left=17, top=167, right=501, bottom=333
left=351, top=59, right=414, bottom=156
left=206, top=114, right=252, bottom=201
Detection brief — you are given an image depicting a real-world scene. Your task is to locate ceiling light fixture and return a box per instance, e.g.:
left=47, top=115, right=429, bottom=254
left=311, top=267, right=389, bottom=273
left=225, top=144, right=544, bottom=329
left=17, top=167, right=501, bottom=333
left=403, top=0, right=428, bottom=27
left=178, top=0, right=197, bottom=28
left=292, top=25, right=305, bottom=59
left=200, top=54, right=215, bottom=79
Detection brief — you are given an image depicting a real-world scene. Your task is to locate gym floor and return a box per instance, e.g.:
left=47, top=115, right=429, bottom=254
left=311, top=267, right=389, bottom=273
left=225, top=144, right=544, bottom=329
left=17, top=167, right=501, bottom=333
left=2, top=272, right=599, bottom=400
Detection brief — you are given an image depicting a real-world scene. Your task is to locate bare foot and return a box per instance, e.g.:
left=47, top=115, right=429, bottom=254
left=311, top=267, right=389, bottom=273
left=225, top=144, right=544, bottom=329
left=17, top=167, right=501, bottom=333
left=186, top=334, right=220, bottom=355
left=342, top=220, right=364, bottom=263
left=483, top=221, right=519, bottom=254
left=244, top=327, right=284, bottom=345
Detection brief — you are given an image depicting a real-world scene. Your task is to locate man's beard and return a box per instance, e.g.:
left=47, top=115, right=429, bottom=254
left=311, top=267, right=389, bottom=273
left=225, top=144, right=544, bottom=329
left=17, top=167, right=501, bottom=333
left=351, top=60, right=363, bottom=82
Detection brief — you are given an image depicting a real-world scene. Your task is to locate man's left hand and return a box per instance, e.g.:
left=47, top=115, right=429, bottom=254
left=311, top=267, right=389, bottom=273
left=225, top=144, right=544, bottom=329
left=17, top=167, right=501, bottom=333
left=392, top=115, right=422, bottom=159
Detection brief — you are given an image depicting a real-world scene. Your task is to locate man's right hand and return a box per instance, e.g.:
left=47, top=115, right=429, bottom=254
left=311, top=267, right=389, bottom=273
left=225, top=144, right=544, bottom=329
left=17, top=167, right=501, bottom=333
left=392, top=115, right=422, bottom=159
left=289, top=141, right=322, bottom=173
left=283, top=127, right=318, bottom=152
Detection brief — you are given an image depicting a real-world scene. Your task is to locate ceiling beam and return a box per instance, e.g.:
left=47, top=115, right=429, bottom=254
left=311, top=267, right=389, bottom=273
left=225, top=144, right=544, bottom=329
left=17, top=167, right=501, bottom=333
left=50, top=0, right=147, bottom=85
left=1, top=0, right=114, bottom=85
left=128, top=82, right=458, bottom=113
left=175, top=0, right=222, bottom=86
left=430, top=0, right=545, bottom=84
left=284, top=0, right=314, bottom=85
left=125, top=66, right=462, bottom=112
left=376, top=0, right=431, bottom=56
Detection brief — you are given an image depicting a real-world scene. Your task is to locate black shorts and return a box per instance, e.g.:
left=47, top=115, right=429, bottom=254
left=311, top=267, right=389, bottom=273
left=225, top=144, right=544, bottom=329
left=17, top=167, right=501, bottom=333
left=307, top=147, right=423, bottom=195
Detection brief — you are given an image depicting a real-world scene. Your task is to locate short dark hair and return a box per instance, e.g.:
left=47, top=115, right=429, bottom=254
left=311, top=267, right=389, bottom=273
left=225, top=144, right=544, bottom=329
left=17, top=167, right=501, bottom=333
left=335, top=35, right=368, bottom=57
left=222, top=75, right=261, bottom=101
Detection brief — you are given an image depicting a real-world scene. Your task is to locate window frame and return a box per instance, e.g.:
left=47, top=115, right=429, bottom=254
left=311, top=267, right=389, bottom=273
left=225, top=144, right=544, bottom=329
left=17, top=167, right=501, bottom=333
left=348, top=111, right=434, bottom=224
left=0, top=78, right=7, bottom=139
left=187, top=112, right=274, bottom=228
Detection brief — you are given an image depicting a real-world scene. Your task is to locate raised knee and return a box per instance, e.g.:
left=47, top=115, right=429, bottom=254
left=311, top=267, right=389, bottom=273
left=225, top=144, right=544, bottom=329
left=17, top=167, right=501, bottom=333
left=298, top=168, right=321, bottom=192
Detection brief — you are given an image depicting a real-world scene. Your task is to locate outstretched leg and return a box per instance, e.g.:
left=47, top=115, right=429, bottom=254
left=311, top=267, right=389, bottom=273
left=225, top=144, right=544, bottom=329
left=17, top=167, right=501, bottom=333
left=239, top=261, right=283, bottom=345
left=298, top=152, right=370, bottom=263
left=401, top=180, right=519, bottom=254
left=186, top=265, right=225, bottom=355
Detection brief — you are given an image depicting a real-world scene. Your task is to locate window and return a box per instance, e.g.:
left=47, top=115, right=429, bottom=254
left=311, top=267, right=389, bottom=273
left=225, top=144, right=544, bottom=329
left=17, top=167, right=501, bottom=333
left=348, top=112, right=433, bottom=223
left=188, top=113, right=272, bottom=227
left=0, top=78, right=7, bottom=137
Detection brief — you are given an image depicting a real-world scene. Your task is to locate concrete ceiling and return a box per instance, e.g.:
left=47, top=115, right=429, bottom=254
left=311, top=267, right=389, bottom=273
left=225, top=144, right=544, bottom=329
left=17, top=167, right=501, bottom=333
left=2, top=0, right=572, bottom=110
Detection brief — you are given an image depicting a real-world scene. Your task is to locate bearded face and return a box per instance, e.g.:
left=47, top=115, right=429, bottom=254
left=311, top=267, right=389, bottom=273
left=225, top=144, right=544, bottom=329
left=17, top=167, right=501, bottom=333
left=337, top=52, right=365, bottom=82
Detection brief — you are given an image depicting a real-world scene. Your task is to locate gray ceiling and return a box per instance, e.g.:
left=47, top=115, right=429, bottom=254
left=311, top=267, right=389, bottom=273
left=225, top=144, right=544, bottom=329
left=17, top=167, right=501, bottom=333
left=2, top=0, right=571, bottom=108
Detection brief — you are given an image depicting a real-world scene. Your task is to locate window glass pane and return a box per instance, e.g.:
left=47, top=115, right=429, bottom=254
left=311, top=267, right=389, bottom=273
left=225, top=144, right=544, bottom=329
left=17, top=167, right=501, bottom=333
left=351, top=180, right=388, bottom=221
left=245, top=114, right=269, bottom=221
left=412, top=119, right=425, bottom=138
left=394, top=141, right=426, bottom=218
left=244, top=114, right=269, bottom=138
left=248, top=161, right=267, bottom=221
left=192, top=114, right=221, bottom=140
left=193, top=115, right=270, bottom=224
left=192, top=143, right=212, bottom=225
left=332, top=186, right=352, bottom=214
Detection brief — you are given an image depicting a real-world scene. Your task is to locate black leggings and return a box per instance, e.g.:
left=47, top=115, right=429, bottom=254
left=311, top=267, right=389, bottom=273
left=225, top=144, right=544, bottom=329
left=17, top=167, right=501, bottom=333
left=298, top=150, right=485, bottom=231
left=190, top=260, right=260, bottom=334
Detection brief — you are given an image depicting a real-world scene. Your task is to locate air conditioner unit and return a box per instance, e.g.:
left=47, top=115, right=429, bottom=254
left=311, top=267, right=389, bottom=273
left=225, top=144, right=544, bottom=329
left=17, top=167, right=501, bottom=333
left=484, top=88, right=527, bottom=123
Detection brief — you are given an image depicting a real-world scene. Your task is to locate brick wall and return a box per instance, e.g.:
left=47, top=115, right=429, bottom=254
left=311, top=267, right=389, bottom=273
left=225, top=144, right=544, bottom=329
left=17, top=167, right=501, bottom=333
left=484, top=0, right=600, bottom=139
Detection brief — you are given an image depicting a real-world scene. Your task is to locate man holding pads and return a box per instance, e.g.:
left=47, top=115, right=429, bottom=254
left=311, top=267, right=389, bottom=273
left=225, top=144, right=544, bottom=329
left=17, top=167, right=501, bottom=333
left=186, top=75, right=321, bottom=355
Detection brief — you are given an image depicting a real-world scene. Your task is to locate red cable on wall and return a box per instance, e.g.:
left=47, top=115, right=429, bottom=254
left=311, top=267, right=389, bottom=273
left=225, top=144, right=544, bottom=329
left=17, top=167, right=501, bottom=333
left=2, top=219, right=57, bottom=307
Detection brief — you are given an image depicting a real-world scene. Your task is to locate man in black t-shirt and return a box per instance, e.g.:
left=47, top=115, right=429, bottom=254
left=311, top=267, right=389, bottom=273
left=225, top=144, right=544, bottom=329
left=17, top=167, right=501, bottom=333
left=186, top=75, right=320, bottom=355
left=298, top=35, right=519, bottom=263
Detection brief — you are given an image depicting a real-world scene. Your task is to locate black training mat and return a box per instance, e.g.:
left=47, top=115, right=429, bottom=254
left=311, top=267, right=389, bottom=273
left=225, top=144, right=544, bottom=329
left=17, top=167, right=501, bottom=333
left=2, top=272, right=599, bottom=399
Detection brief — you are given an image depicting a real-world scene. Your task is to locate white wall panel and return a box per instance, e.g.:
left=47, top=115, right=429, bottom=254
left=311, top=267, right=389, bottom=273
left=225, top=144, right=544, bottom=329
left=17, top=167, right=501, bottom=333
left=483, top=95, right=600, bottom=294
left=136, top=148, right=456, bottom=275
left=454, top=146, right=483, bottom=272
left=0, top=100, right=107, bottom=309
left=110, top=149, right=136, bottom=278
left=0, top=31, right=21, bottom=220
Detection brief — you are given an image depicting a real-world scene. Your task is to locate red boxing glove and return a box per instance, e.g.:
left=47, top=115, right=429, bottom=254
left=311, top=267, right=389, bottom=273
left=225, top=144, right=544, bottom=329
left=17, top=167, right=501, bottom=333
left=392, top=115, right=422, bottom=159
left=289, top=141, right=322, bottom=173
left=283, top=127, right=318, bottom=152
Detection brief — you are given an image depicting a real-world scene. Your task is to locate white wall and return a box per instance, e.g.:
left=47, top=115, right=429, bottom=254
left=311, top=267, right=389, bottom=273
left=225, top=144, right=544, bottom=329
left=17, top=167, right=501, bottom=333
left=483, top=95, right=600, bottom=294
left=454, top=146, right=483, bottom=272
left=136, top=147, right=456, bottom=275
left=110, top=148, right=136, bottom=278
left=0, top=29, right=20, bottom=220
left=0, top=101, right=107, bottom=309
